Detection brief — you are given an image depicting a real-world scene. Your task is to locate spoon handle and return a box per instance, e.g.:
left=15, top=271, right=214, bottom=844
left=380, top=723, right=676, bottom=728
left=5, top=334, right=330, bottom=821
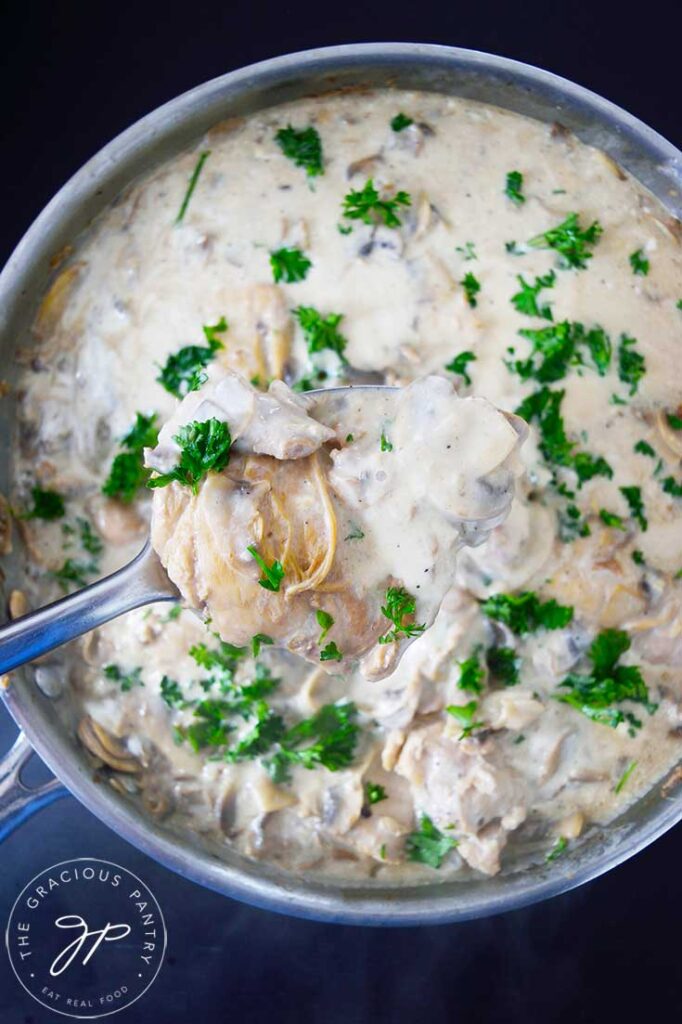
left=0, top=542, right=177, bottom=676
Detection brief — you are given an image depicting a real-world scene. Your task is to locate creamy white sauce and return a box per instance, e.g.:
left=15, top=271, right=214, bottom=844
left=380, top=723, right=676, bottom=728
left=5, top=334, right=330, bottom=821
left=6, top=89, right=682, bottom=881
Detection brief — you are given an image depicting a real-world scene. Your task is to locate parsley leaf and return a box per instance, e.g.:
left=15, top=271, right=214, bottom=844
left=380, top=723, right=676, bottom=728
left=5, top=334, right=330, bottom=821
left=516, top=386, right=612, bottom=486
left=528, top=212, right=603, bottom=270
left=455, top=241, right=477, bottom=261
left=380, top=431, right=393, bottom=452
left=267, top=702, right=359, bottom=782
left=457, top=653, right=484, bottom=694
left=460, top=271, right=480, bottom=307
left=365, top=781, right=387, bottom=804
left=293, top=305, right=348, bottom=362
left=176, top=150, right=210, bottom=224
left=599, top=509, right=625, bottom=530
left=620, top=485, right=647, bottom=531
left=251, top=633, right=273, bottom=658
left=486, top=645, right=520, bottom=686
left=21, top=486, right=65, bottom=521
left=391, top=112, right=413, bottom=132
left=344, top=524, right=365, bottom=541
left=617, top=334, right=646, bottom=396
left=316, top=609, right=334, bottom=644
left=52, top=558, right=99, bottom=592
left=662, top=476, right=682, bottom=498
left=629, top=249, right=649, bottom=276
left=104, top=663, right=143, bottom=691
left=446, top=700, right=485, bottom=738
left=270, top=247, right=312, bottom=284
left=102, top=412, right=159, bottom=503
left=378, top=586, right=426, bottom=644
left=509, top=320, right=611, bottom=383
left=77, top=517, right=104, bottom=556
left=557, top=628, right=656, bottom=735
left=225, top=703, right=287, bottom=763
left=147, top=418, right=232, bottom=494
left=275, top=125, right=323, bottom=177
left=614, top=759, right=637, bottom=794
left=406, top=815, right=457, bottom=869
left=666, top=412, right=682, bottom=430
left=634, top=440, right=655, bottom=458
left=247, top=545, right=285, bottom=592
left=156, top=318, right=227, bottom=398
left=444, top=351, right=477, bottom=386
left=511, top=272, right=555, bottom=320
left=482, top=591, right=573, bottom=635
left=160, top=675, right=187, bottom=708
left=546, top=836, right=568, bottom=862
left=505, top=170, right=525, bottom=205
left=320, top=641, right=343, bottom=662
left=342, top=179, right=411, bottom=229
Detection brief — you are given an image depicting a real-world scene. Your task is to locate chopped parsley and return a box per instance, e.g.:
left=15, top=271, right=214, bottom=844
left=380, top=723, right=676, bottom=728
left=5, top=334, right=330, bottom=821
left=21, top=486, right=65, bottom=521
left=558, top=503, right=591, bottom=542
left=391, top=112, right=413, bottom=132
left=77, top=517, right=104, bottom=557
left=406, top=815, right=457, bottom=869
left=147, top=418, right=232, bottom=494
left=460, top=271, right=480, bottom=307
left=104, top=663, right=143, bottom=692
left=446, top=700, right=485, bottom=739
left=557, top=628, right=656, bottom=735
left=528, top=212, right=603, bottom=270
left=455, top=241, right=477, bottom=261
left=620, top=486, right=647, bottom=531
left=176, top=150, right=210, bottom=224
left=617, top=334, right=646, bottom=396
left=666, top=412, right=682, bottom=430
left=247, top=545, right=285, bottom=592
left=516, top=386, right=612, bottom=486
left=365, top=781, right=387, bottom=804
left=662, top=476, right=682, bottom=498
left=629, top=249, right=649, bottom=276
left=457, top=652, right=484, bottom=694
left=344, top=524, right=365, bottom=541
left=342, top=179, right=411, bottom=229
left=511, top=272, right=556, bottom=321
left=270, top=247, right=312, bottom=284
left=267, top=702, right=359, bottom=783
left=599, top=509, right=625, bottom=530
left=293, top=305, right=348, bottom=362
left=486, top=645, right=520, bottom=686
left=159, top=675, right=186, bottom=708
left=614, top=759, right=637, bottom=794
left=316, top=609, right=334, bottom=644
left=380, top=431, right=393, bottom=452
left=632, top=549, right=645, bottom=566
left=504, top=170, right=525, bottom=205
left=378, top=586, right=426, bottom=644
left=320, top=641, right=343, bottom=662
left=444, top=351, right=476, bottom=386
left=546, top=836, right=568, bottom=862
left=275, top=125, right=323, bottom=177
left=509, top=320, right=611, bottom=383
left=102, top=412, right=159, bottom=503
left=52, top=558, right=99, bottom=592
left=482, top=591, right=573, bottom=635
left=634, top=439, right=655, bottom=458
left=251, top=633, right=273, bottom=658
left=156, top=318, right=227, bottom=398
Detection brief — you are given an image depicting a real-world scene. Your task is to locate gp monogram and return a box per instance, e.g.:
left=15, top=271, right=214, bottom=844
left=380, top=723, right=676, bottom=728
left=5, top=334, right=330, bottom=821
left=5, top=858, right=166, bottom=1018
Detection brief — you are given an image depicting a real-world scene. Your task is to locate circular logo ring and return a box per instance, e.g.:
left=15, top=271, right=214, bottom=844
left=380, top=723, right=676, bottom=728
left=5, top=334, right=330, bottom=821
left=5, top=858, right=167, bottom=1019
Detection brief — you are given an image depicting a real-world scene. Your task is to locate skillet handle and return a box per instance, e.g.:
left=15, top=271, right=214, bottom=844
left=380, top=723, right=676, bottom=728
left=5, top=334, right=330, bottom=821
left=0, top=730, right=67, bottom=841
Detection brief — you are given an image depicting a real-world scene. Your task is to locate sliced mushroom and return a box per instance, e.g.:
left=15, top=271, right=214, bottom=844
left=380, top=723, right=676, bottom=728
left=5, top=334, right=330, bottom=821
left=90, top=496, right=146, bottom=545
left=656, top=408, right=682, bottom=459
left=77, top=715, right=141, bottom=774
left=33, top=263, right=84, bottom=340
left=0, top=492, right=12, bottom=556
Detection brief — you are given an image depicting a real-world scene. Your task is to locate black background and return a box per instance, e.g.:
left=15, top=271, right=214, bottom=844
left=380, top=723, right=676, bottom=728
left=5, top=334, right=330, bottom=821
left=1, top=2, right=681, bottom=1021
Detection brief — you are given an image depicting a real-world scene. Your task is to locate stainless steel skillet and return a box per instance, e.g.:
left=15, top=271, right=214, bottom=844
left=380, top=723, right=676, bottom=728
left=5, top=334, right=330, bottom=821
left=0, top=43, right=680, bottom=925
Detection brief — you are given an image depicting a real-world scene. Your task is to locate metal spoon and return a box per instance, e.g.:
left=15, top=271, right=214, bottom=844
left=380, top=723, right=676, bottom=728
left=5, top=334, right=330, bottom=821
left=0, top=385, right=396, bottom=675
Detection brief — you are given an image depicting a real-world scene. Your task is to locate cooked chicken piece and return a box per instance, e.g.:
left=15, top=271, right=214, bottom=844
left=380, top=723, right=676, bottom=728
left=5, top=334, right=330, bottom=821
left=148, top=371, right=525, bottom=679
